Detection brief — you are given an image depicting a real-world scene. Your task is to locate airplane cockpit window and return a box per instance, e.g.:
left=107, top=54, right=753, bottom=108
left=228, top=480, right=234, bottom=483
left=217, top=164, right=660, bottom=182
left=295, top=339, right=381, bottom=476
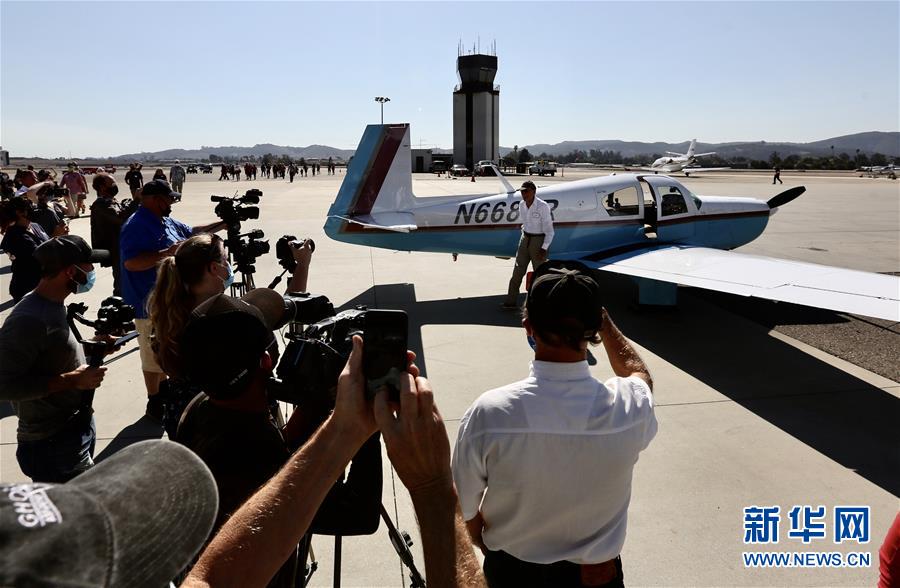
left=660, top=186, right=689, bottom=216
left=603, top=186, right=640, bottom=216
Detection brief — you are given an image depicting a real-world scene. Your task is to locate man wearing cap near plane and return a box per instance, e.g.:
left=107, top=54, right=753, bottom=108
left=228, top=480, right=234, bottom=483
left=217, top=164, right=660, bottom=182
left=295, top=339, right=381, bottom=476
left=502, top=180, right=555, bottom=309
left=454, top=261, right=657, bottom=587
left=0, top=235, right=113, bottom=483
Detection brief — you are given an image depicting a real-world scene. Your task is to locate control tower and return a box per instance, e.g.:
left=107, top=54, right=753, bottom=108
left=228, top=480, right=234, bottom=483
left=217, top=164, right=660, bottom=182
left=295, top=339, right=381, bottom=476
left=453, top=51, right=499, bottom=171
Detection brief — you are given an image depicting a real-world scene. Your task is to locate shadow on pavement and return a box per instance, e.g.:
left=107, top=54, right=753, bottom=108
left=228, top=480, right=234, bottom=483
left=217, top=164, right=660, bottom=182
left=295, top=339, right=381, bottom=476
left=340, top=277, right=899, bottom=496
left=94, top=415, right=164, bottom=463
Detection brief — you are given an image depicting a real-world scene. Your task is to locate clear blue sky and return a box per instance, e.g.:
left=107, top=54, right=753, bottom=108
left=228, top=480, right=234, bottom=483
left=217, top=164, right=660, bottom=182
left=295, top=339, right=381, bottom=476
left=1, top=1, right=897, bottom=157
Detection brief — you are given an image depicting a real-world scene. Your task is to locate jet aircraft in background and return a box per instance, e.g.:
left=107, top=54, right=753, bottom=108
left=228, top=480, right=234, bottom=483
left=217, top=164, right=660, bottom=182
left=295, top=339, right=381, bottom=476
left=324, top=124, right=899, bottom=322
left=625, top=139, right=729, bottom=176
left=858, top=163, right=896, bottom=178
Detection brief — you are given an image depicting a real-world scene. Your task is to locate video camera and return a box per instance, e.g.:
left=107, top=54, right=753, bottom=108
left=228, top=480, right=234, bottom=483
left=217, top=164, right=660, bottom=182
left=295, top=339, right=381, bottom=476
left=211, top=189, right=270, bottom=277
left=66, top=297, right=139, bottom=407
left=269, top=294, right=407, bottom=408
left=67, top=296, right=136, bottom=341
left=275, top=235, right=316, bottom=272
left=211, top=188, right=262, bottom=228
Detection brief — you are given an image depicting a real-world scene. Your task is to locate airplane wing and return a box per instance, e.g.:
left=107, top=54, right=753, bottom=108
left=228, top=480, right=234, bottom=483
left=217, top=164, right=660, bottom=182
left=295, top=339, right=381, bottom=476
left=575, top=245, right=900, bottom=321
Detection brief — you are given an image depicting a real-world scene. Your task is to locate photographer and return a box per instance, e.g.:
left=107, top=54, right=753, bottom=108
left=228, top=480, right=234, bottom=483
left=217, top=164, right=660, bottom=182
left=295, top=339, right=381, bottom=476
left=175, top=292, right=382, bottom=587
left=0, top=235, right=111, bottom=483
left=120, top=179, right=226, bottom=416
left=1, top=196, right=50, bottom=303
left=182, top=333, right=486, bottom=588
left=90, top=172, right=128, bottom=295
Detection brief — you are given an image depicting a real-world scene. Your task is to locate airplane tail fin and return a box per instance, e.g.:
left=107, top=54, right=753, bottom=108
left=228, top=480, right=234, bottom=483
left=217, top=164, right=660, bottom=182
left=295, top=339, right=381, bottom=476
left=327, top=124, right=415, bottom=219
left=686, top=139, right=697, bottom=158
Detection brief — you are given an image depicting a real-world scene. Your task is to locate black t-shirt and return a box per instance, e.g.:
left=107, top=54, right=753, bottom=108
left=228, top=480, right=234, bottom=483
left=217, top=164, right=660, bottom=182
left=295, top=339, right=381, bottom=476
left=89, top=197, right=126, bottom=255
left=176, top=394, right=297, bottom=586
left=177, top=395, right=289, bottom=527
left=124, top=169, right=143, bottom=188
left=1, top=223, right=49, bottom=300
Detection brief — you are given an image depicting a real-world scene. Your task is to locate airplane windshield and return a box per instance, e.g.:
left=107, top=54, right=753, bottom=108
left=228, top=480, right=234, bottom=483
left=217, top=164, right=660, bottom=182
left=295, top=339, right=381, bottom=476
left=660, top=186, right=689, bottom=216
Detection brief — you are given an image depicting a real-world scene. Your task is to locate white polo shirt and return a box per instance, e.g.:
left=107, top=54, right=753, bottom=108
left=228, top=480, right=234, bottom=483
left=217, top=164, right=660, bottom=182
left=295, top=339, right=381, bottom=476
left=452, top=360, right=657, bottom=565
left=521, top=197, right=555, bottom=250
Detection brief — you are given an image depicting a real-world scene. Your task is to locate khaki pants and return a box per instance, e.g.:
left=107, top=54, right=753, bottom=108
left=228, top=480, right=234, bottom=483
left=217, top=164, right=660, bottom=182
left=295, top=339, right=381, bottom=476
left=505, top=233, right=546, bottom=304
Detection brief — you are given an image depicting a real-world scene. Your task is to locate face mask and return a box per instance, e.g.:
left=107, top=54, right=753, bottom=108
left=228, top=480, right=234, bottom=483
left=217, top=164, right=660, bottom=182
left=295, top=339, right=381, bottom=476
left=218, top=261, right=234, bottom=290
left=73, top=266, right=96, bottom=294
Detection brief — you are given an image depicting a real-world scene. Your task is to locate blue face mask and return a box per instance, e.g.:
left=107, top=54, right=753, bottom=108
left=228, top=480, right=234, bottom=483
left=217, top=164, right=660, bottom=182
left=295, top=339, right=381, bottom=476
left=219, top=261, right=234, bottom=290
left=74, top=266, right=96, bottom=294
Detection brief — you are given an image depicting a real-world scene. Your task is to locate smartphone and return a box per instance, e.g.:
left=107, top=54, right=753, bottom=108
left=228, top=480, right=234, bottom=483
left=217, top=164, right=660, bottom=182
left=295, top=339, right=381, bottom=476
left=363, top=309, right=408, bottom=401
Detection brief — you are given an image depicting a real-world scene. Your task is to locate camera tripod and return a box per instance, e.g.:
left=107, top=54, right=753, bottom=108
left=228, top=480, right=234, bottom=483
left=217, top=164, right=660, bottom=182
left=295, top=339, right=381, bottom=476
left=300, top=504, right=425, bottom=588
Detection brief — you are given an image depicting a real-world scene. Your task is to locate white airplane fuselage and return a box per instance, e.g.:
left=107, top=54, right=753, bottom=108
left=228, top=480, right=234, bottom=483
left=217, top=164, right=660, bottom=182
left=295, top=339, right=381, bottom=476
left=326, top=161, right=770, bottom=260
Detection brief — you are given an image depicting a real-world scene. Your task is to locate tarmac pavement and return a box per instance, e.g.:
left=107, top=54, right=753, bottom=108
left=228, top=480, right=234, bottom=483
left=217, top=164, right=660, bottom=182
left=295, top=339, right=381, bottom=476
left=1, top=167, right=897, bottom=586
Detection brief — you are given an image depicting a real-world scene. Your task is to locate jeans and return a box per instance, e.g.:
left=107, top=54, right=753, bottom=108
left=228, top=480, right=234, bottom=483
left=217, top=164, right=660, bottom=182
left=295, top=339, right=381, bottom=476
left=17, top=413, right=96, bottom=483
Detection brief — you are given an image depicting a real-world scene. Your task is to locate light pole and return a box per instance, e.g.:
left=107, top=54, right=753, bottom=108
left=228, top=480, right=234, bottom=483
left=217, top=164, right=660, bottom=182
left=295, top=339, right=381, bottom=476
left=375, top=96, right=390, bottom=124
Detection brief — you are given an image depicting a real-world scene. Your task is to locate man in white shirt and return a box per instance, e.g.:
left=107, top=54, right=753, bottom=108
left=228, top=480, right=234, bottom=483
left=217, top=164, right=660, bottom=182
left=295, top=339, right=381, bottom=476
left=453, top=261, right=657, bottom=587
left=503, top=180, right=554, bottom=309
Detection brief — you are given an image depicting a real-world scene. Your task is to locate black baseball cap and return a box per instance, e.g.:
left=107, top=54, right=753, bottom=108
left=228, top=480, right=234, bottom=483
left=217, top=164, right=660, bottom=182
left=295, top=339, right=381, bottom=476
left=181, top=293, right=279, bottom=399
left=0, top=440, right=218, bottom=588
left=526, top=260, right=604, bottom=336
left=141, top=179, right=180, bottom=200
left=33, top=235, right=110, bottom=274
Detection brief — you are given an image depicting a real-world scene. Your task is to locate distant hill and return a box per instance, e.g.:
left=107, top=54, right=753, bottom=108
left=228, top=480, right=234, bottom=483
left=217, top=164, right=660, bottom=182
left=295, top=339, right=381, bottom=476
left=500, top=131, right=900, bottom=161
left=12, top=131, right=895, bottom=164
left=111, top=143, right=354, bottom=162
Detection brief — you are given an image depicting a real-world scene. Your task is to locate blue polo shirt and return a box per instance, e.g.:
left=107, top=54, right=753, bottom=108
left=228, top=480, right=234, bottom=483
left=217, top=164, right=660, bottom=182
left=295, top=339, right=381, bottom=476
left=120, top=206, right=192, bottom=318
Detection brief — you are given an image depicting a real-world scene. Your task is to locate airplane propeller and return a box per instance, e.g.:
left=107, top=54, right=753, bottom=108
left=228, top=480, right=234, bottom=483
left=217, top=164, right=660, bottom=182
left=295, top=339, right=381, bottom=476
left=767, top=186, right=806, bottom=209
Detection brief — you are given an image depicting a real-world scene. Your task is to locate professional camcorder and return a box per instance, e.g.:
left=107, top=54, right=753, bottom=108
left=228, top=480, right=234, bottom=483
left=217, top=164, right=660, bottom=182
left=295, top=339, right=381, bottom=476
left=211, top=188, right=262, bottom=226
left=67, top=296, right=136, bottom=339
left=269, top=294, right=407, bottom=408
left=66, top=297, right=139, bottom=407
left=211, top=189, right=270, bottom=277
left=275, top=235, right=315, bottom=272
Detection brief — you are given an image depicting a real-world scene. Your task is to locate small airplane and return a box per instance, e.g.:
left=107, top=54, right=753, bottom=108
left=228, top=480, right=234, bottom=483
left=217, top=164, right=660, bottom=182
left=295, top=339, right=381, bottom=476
left=858, top=163, right=896, bottom=178
left=324, top=124, right=899, bottom=321
left=622, top=139, right=728, bottom=176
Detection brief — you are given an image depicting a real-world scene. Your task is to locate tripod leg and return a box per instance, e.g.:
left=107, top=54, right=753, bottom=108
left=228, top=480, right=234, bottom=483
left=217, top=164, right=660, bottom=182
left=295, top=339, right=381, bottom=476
left=333, top=535, right=342, bottom=588
left=380, top=504, right=426, bottom=588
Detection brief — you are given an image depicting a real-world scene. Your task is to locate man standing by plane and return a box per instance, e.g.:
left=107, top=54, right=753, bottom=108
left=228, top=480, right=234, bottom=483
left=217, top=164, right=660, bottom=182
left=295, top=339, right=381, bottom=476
left=502, top=180, right=554, bottom=309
